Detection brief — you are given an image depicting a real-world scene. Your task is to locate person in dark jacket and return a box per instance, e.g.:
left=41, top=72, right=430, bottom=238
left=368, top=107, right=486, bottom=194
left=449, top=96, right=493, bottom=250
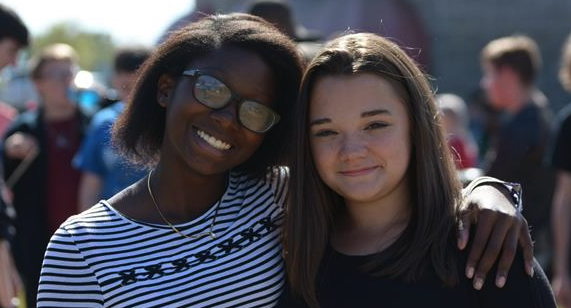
left=0, top=3, right=29, bottom=307
left=2, top=43, right=89, bottom=308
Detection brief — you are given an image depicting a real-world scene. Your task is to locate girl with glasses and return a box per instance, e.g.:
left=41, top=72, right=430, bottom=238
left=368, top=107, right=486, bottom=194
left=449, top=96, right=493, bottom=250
left=38, top=14, right=534, bottom=307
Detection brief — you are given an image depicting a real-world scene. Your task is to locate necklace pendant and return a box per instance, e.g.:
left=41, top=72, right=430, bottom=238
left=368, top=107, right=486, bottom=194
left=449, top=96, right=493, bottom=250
left=56, top=135, right=69, bottom=148
left=190, top=231, right=216, bottom=240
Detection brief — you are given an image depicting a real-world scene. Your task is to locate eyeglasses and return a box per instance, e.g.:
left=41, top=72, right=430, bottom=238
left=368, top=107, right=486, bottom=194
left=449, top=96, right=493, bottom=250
left=182, top=69, right=280, bottom=133
left=40, top=67, right=78, bottom=82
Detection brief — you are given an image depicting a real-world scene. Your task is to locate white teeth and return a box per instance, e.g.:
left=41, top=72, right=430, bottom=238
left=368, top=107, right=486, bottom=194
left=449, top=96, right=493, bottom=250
left=196, top=130, right=232, bottom=150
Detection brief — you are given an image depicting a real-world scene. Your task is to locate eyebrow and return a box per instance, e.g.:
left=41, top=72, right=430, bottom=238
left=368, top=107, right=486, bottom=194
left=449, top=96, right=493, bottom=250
left=198, top=68, right=272, bottom=103
left=310, top=109, right=390, bottom=127
left=362, top=109, right=390, bottom=117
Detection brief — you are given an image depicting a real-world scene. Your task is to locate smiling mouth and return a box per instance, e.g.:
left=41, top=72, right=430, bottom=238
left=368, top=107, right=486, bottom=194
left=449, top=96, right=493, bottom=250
left=340, top=166, right=378, bottom=176
left=196, top=129, right=232, bottom=150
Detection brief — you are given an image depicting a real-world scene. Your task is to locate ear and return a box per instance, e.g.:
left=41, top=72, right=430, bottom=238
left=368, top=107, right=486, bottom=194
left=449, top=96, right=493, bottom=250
left=157, top=74, right=175, bottom=107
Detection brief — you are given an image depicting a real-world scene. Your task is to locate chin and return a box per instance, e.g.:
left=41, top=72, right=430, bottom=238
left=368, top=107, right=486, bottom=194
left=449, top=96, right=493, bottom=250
left=340, top=189, right=382, bottom=204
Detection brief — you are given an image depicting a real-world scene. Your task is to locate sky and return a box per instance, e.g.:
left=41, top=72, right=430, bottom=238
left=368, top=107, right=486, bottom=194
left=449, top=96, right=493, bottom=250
left=2, top=0, right=195, bottom=47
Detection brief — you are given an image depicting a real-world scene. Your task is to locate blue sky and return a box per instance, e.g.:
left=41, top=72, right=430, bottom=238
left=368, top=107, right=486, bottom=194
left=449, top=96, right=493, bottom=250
left=3, top=0, right=195, bottom=47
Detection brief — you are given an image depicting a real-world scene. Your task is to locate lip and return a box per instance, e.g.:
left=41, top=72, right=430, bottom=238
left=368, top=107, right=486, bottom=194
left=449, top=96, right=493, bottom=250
left=339, top=166, right=378, bottom=177
left=192, top=126, right=234, bottom=154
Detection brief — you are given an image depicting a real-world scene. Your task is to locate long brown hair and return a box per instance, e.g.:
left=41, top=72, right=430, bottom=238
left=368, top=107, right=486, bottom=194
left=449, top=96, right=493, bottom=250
left=283, top=33, right=462, bottom=308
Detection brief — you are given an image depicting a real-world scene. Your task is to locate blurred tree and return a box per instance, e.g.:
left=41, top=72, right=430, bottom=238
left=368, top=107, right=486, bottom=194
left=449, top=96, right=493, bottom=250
left=30, top=22, right=115, bottom=72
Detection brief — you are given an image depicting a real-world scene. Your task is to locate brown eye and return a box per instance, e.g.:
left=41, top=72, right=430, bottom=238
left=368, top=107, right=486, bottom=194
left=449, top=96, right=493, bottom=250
left=238, top=100, right=278, bottom=133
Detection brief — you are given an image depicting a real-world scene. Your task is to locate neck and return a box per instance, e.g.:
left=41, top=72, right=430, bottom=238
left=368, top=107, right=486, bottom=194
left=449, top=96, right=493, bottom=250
left=150, top=162, right=228, bottom=223
left=504, top=87, right=532, bottom=114
left=333, top=181, right=412, bottom=255
left=43, top=100, right=77, bottom=121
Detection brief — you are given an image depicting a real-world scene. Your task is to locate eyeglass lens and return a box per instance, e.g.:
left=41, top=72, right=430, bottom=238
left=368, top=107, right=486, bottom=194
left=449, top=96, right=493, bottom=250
left=193, top=74, right=278, bottom=132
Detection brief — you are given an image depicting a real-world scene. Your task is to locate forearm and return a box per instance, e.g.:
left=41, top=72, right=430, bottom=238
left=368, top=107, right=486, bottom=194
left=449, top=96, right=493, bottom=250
left=78, top=173, right=103, bottom=212
left=0, top=239, right=21, bottom=308
left=462, top=176, right=519, bottom=214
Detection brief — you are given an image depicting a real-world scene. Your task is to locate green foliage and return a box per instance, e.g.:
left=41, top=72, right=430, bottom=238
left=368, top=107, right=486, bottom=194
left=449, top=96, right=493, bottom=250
left=30, top=22, right=115, bottom=72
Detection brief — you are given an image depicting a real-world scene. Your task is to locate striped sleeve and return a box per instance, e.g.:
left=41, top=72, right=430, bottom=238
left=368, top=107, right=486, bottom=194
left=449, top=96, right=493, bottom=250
left=268, top=166, right=289, bottom=211
left=37, top=226, right=104, bottom=307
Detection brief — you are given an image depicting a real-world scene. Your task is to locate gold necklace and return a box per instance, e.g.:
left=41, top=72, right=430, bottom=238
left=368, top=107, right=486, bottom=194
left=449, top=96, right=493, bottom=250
left=147, top=170, right=219, bottom=240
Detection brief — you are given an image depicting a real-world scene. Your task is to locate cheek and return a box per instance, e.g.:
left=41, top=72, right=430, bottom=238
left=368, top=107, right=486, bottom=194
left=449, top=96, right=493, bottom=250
left=382, top=130, right=411, bottom=167
left=244, top=133, right=265, bottom=152
left=489, top=86, right=504, bottom=106
left=235, top=130, right=266, bottom=163
left=310, top=141, right=335, bottom=180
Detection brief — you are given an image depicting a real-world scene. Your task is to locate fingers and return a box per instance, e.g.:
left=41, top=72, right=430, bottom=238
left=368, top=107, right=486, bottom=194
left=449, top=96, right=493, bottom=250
left=465, top=210, right=496, bottom=282
left=457, top=211, right=472, bottom=250
left=472, top=213, right=513, bottom=290
left=494, top=227, right=519, bottom=288
left=518, top=217, right=534, bottom=276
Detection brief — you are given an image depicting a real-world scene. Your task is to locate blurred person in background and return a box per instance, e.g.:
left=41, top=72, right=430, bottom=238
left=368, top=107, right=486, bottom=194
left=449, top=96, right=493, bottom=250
left=437, top=93, right=479, bottom=170
left=0, top=3, right=27, bottom=136
left=550, top=33, right=571, bottom=308
left=246, top=0, right=322, bottom=63
left=0, top=3, right=28, bottom=308
left=0, top=4, right=28, bottom=71
left=437, top=93, right=481, bottom=186
left=74, top=47, right=150, bottom=211
left=1, top=43, right=90, bottom=308
left=466, top=88, right=502, bottom=164
left=481, top=34, right=555, bottom=271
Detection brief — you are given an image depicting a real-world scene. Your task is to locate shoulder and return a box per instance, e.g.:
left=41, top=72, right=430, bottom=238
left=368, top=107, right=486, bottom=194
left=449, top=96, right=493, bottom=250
left=88, top=104, right=121, bottom=128
left=462, top=246, right=556, bottom=307
left=228, top=167, right=289, bottom=208
left=7, top=110, right=39, bottom=129
left=44, top=203, right=119, bottom=258
left=264, top=166, right=289, bottom=197
left=232, top=166, right=289, bottom=187
left=57, top=202, right=122, bottom=235
left=556, top=104, right=571, bottom=129
left=2, top=110, right=40, bottom=141
left=95, top=102, right=123, bottom=121
left=265, top=166, right=289, bottom=184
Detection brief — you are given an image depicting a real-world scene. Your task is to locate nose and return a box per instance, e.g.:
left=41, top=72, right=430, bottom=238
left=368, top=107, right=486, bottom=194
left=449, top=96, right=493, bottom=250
left=210, top=101, right=241, bottom=131
left=339, top=135, right=367, bottom=162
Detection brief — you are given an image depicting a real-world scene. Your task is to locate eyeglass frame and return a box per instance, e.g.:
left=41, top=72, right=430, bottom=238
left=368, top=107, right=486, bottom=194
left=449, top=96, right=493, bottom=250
left=181, top=69, right=281, bottom=133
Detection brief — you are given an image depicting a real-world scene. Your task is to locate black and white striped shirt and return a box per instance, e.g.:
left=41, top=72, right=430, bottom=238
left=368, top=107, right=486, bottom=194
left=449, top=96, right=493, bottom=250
left=38, top=168, right=288, bottom=307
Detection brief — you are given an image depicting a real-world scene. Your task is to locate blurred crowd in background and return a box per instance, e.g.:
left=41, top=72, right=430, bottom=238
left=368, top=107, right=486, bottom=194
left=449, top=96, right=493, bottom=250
left=0, top=0, right=570, bottom=307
